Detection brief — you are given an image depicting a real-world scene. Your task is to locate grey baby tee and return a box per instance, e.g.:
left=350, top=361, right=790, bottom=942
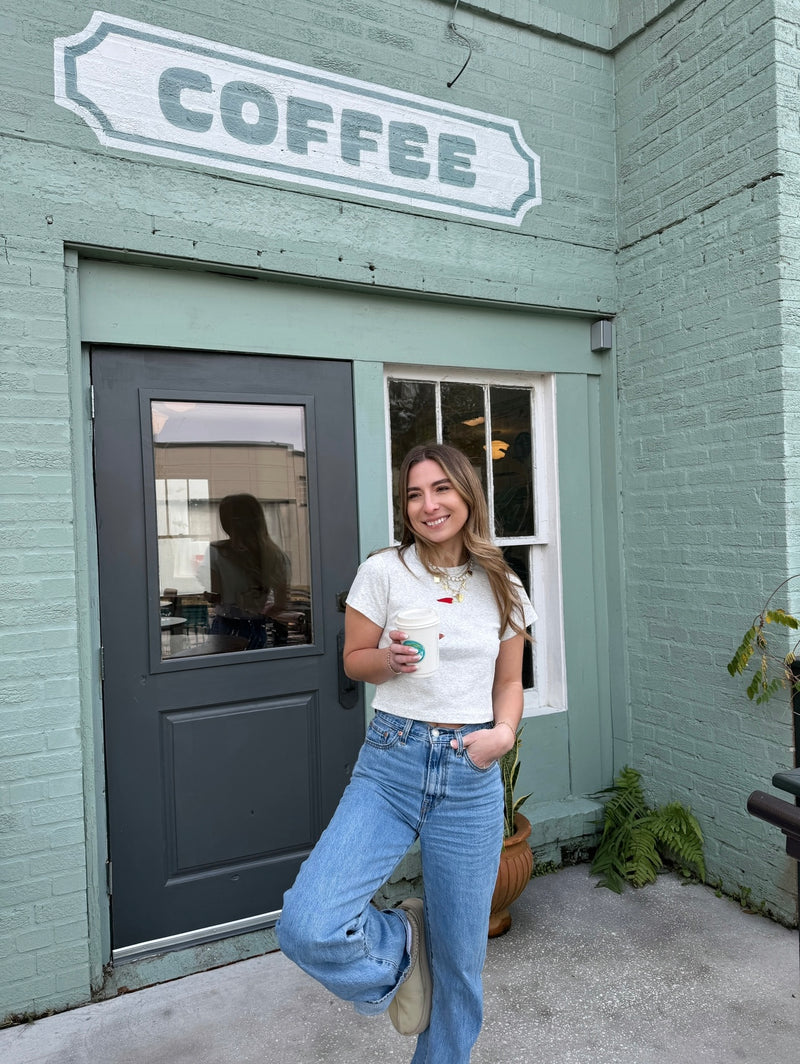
left=346, top=545, right=535, bottom=725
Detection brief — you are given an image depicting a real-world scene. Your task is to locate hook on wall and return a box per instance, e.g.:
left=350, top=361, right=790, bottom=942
left=447, top=0, right=473, bottom=88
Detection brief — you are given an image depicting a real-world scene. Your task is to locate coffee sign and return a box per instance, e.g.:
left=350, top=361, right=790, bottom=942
left=54, top=12, right=541, bottom=226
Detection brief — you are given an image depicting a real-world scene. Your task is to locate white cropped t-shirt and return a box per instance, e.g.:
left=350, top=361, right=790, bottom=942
left=346, top=545, right=535, bottom=724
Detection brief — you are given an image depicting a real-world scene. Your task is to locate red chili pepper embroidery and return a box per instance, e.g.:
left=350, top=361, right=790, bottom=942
left=437, top=597, right=454, bottom=604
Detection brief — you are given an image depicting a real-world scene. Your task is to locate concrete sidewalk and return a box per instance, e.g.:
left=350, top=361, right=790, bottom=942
left=2, top=865, right=799, bottom=1064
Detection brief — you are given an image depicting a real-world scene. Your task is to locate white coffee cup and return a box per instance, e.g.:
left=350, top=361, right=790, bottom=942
left=395, top=607, right=440, bottom=676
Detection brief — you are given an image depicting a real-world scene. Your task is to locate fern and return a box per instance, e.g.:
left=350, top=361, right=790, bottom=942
left=646, top=803, right=706, bottom=880
left=627, top=823, right=662, bottom=888
left=591, top=767, right=705, bottom=892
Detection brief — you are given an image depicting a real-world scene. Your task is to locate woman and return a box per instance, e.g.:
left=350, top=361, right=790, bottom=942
left=277, top=444, right=534, bottom=1063
left=205, top=493, right=289, bottom=649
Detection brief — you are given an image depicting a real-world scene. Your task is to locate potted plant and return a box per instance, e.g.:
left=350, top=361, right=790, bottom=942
left=489, top=726, right=533, bottom=937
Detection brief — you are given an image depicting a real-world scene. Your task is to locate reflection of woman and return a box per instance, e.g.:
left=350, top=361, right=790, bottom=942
left=278, top=444, right=534, bottom=1064
left=206, top=494, right=288, bottom=650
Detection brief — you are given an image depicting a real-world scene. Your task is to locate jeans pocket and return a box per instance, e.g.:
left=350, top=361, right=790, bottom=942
left=463, top=749, right=498, bottom=774
left=364, top=716, right=402, bottom=749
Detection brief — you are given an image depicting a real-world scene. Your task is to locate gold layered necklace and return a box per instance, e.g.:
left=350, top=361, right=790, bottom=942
left=432, top=559, right=473, bottom=603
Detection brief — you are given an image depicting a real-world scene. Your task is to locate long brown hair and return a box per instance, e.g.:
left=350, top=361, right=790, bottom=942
left=397, top=443, right=530, bottom=639
left=215, top=493, right=288, bottom=606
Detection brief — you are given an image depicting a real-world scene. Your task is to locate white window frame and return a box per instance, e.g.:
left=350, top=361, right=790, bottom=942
left=384, top=366, right=566, bottom=716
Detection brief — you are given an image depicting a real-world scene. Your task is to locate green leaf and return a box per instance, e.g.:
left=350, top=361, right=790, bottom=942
left=727, top=627, right=756, bottom=676
left=500, top=724, right=531, bottom=838
left=646, top=803, right=706, bottom=880
left=765, top=609, right=799, bottom=629
left=627, top=823, right=661, bottom=888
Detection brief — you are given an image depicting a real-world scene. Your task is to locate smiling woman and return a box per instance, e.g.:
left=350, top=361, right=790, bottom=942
left=277, top=442, right=534, bottom=1064
left=405, top=460, right=470, bottom=567
left=387, top=372, right=554, bottom=698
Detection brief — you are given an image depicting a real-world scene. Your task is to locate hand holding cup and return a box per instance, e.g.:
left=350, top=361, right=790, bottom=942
left=392, top=608, right=440, bottom=676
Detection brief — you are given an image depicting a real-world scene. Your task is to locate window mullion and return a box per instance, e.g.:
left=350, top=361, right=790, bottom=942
left=483, top=384, right=495, bottom=536
left=435, top=382, right=443, bottom=443
left=529, top=387, right=538, bottom=539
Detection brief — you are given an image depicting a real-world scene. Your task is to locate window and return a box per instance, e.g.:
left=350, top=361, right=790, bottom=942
left=387, top=369, right=564, bottom=713
left=151, top=400, right=313, bottom=658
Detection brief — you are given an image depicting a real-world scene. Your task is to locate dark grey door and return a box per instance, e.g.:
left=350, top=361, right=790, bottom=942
left=92, top=347, right=363, bottom=951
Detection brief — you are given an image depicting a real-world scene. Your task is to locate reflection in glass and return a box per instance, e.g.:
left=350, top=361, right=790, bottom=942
left=388, top=380, right=436, bottom=540
left=490, top=387, right=534, bottom=538
left=502, top=545, right=534, bottom=690
left=152, top=401, right=312, bottom=659
left=441, top=382, right=487, bottom=496
left=205, top=493, right=290, bottom=650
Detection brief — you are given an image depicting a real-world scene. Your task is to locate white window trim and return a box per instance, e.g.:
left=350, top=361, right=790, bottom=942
left=384, top=365, right=566, bottom=717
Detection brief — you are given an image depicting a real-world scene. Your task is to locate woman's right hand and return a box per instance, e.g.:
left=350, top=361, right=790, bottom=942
left=386, top=629, right=423, bottom=674
left=344, top=608, right=440, bottom=685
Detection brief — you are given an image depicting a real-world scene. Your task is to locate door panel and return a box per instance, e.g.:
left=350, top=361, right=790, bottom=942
left=92, top=347, right=363, bottom=950
left=163, top=693, right=316, bottom=875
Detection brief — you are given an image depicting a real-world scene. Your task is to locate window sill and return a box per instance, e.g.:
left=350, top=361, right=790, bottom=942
left=522, top=698, right=567, bottom=718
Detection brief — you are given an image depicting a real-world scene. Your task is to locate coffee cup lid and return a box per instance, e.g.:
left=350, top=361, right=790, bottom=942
left=395, top=607, right=439, bottom=628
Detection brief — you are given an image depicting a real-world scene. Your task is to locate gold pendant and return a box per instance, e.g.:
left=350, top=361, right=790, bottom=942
left=456, top=592, right=464, bottom=603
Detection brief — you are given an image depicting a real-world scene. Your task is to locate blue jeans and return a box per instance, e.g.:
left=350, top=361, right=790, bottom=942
left=210, top=614, right=268, bottom=649
left=277, top=712, right=504, bottom=1064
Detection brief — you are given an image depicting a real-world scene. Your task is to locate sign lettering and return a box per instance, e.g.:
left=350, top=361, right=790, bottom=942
left=54, top=12, right=541, bottom=225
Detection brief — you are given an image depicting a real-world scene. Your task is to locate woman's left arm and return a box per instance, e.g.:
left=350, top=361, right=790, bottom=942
left=455, top=634, right=525, bottom=769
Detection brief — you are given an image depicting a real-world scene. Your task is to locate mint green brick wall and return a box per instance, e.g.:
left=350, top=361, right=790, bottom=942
left=616, top=0, right=797, bottom=923
left=3, top=2, right=616, bottom=307
left=6, top=0, right=796, bottom=1023
left=0, top=232, right=93, bottom=1019
left=776, top=0, right=800, bottom=586
left=0, top=0, right=618, bottom=1019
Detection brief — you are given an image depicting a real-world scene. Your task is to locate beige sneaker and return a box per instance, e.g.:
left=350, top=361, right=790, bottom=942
left=388, top=898, right=432, bottom=1036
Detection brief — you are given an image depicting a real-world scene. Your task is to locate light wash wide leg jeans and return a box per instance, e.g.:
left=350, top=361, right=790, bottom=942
left=277, top=711, right=504, bottom=1064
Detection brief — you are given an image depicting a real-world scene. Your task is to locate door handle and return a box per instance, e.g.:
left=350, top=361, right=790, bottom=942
left=337, top=630, right=359, bottom=710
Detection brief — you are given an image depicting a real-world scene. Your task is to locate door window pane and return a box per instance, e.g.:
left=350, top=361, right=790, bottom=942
left=152, top=401, right=312, bottom=659
left=490, top=387, right=534, bottom=538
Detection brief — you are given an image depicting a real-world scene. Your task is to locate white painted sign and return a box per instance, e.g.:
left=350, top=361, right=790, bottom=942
left=54, top=12, right=541, bottom=226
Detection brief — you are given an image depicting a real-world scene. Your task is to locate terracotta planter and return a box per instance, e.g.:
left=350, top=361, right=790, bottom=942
left=488, top=812, right=533, bottom=938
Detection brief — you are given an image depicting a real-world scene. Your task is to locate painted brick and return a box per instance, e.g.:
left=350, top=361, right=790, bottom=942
left=16, top=927, right=54, bottom=953
left=0, top=954, right=38, bottom=989
left=0, top=857, right=28, bottom=885
left=29, top=798, right=84, bottom=828
left=53, top=918, right=87, bottom=945
left=1, top=0, right=797, bottom=1022
left=1, top=4, right=613, bottom=1024
left=27, top=847, right=86, bottom=881
left=34, top=941, right=88, bottom=975
left=616, top=0, right=798, bottom=924
left=0, top=875, right=54, bottom=907
left=6, top=780, right=48, bottom=806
